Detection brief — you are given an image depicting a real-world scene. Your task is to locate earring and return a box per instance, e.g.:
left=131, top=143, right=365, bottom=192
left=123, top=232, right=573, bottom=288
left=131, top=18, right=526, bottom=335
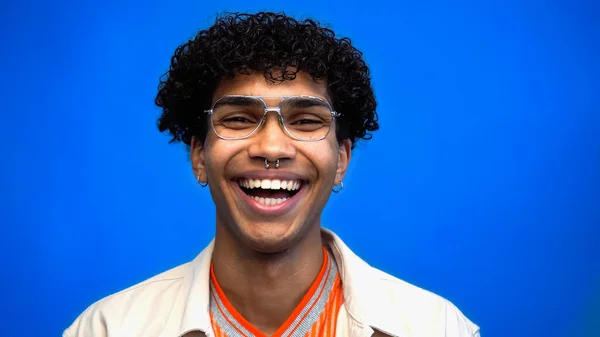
left=197, top=175, right=208, bottom=187
left=332, top=181, right=343, bottom=193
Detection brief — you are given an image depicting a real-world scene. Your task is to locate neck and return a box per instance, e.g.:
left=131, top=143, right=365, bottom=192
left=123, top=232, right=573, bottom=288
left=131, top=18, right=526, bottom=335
left=211, top=223, right=324, bottom=335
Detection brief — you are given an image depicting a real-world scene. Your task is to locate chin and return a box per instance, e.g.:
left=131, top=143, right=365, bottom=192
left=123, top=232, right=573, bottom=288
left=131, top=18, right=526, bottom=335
left=239, top=223, right=302, bottom=254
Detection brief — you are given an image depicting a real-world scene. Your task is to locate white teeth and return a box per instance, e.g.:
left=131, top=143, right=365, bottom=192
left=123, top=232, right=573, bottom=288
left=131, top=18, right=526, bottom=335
left=271, top=179, right=281, bottom=189
left=239, top=178, right=302, bottom=191
left=261, top=179, right=271, bottom=189
left=253, top=196, right=289, bottom=205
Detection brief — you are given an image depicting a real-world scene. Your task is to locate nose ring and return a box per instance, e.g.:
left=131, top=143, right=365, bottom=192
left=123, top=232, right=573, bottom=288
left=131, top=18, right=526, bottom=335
left=265, top=158, right=280, bottom=169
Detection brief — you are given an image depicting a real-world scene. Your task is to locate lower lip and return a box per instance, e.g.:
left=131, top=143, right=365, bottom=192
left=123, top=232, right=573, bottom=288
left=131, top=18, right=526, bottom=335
left=232, top=181, right=306, bottom=216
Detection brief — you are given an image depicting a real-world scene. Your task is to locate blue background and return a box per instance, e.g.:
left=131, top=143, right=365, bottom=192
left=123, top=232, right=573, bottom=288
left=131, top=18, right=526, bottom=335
left=1, top=0, right=599, bottom=336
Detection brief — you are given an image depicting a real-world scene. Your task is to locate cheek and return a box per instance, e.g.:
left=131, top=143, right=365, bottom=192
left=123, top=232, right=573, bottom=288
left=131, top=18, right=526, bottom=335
left=203, top=140, right=232, bottom=177
left=304, top=142, right=339, bottom=176
left=203, top=138, right=249, bottom=179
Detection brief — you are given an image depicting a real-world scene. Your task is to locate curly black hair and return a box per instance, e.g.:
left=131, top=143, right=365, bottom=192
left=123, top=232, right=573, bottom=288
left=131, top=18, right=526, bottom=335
left=155, top=11, right=378, bottom=149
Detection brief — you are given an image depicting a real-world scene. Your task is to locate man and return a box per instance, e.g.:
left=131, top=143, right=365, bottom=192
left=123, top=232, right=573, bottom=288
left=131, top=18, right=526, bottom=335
left=64, top=12, right=480, bottom=337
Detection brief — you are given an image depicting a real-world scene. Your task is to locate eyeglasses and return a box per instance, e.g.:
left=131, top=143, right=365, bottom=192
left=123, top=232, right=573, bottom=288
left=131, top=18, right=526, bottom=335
left=204, top=95, right=341, bottom=141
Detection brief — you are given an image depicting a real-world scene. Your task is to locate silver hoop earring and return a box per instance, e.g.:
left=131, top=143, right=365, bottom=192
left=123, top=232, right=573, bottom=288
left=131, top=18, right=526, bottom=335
left=332, top=181, right=343, bottom=193
left=196, top=175, right=208, bottom=187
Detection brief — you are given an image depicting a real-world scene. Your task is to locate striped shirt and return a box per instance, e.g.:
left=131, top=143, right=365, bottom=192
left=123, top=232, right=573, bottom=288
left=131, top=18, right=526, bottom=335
left=209, top=246, right=344, bottom=337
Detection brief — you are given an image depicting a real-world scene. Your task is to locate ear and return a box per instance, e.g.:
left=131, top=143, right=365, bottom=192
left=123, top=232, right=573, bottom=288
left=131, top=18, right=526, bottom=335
left=334, top=139, right=352, bottom=185
left=191, top=136, right=207, bottom=183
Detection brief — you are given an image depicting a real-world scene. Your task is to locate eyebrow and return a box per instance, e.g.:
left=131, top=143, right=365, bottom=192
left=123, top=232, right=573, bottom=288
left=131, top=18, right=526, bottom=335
left=284, top=97, right=330, bottom=109
left=213, top=96, right=263, bottom=109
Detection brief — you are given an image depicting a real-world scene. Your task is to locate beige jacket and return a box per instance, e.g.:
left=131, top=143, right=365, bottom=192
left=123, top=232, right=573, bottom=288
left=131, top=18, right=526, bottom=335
left=64, top=229, right=480, bottom=337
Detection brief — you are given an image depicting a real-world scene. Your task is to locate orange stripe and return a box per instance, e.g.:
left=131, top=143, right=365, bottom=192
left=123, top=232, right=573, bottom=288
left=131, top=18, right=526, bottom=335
left=323, top=290, right=333, bottom=336
left=331, top=276, right=344, bottom=337
left=318, top=274, right=342, bottom=337
left=325, top=293, right=334, bottom=336
left=213, top=323, right=222, bottom=337
left=313, top=316, right=322, bottom=336
left=210, top=313, right=224, bottom=337
left=330, top=296, right=337, bottom=335
left=320, top=303, right=328, bottom=337
left=217, top=323, right=225, bottom=337
left=307, top=318, right=315, bottom=337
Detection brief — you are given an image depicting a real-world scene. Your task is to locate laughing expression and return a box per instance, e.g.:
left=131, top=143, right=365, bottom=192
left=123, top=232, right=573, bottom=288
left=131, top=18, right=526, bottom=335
left=191, top=71, right=351, bottom=253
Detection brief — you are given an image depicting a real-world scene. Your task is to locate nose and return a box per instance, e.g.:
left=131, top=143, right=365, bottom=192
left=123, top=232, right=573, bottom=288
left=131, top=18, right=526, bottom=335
left=247, top=111, right=296, bottom=164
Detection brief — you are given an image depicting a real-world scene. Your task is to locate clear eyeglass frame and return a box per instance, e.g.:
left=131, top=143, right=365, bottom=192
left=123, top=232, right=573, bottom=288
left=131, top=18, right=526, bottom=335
left=203, top=95, right=341, bottom=142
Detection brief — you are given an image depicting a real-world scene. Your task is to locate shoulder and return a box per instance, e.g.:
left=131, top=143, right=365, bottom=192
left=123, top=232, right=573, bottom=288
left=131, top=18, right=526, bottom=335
left=323, top=228, right=480, bottom=337
left=368, top=267, right=480, bottom=337
left=63, top=262, right=190, bottom=337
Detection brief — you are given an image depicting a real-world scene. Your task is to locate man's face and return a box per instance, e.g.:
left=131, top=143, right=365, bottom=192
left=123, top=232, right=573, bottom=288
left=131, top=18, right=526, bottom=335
left=191, top=71, right=351, bottom=253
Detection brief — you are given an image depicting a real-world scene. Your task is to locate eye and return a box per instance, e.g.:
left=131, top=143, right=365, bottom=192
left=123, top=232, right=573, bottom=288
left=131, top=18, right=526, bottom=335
left=286, top=112, right=328, bottom=126
left=216, top=113, right=260, bottom=130
left=292, top=118, right=322, bottom=125
left=223, top=116, right=253, bottom=123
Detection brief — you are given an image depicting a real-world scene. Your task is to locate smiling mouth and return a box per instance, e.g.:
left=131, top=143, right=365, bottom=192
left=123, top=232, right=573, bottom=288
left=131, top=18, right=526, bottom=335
left=236, top=178, right=304, bottom=206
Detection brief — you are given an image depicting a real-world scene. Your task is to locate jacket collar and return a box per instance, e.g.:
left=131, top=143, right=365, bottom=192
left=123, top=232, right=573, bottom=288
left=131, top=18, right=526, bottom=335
left=322, top=229, right=403, bottom=337
left=161, top=228, right=404, bottom=337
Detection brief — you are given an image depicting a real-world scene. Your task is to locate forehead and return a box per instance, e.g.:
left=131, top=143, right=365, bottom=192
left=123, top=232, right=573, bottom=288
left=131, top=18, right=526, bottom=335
left=212, top=71, right=330, bottom=105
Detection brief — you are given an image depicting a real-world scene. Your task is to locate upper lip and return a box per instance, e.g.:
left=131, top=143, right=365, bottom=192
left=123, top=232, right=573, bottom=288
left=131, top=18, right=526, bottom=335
left=232, top=171, right=307, bottom=182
